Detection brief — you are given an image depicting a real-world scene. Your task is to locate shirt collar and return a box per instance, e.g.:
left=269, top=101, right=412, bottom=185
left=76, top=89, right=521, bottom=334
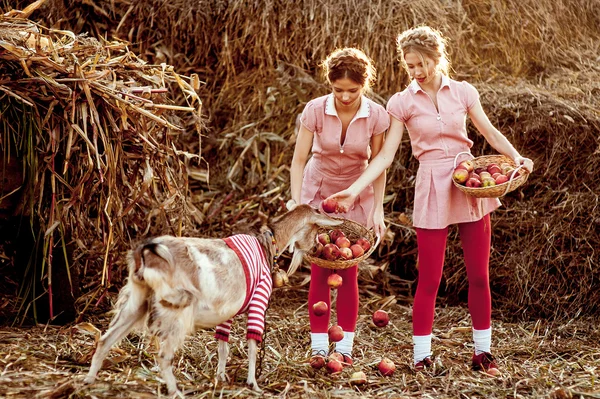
left=409, top=74, right=451, bottom=94
left=325, top=94, right=371, bottom=119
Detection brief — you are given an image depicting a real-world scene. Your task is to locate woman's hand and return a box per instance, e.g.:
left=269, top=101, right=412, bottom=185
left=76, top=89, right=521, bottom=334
left=514, top=156, right=534, bottom=173
left=324, top=190, right=358, bottom=214
left=372, top=207, right=386, bottom=239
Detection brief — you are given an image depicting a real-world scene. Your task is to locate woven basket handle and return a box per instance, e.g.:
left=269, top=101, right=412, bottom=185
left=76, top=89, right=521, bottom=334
left=502, top=164, right=524, bottom=196
left=452, top=151, right=474, bottom=170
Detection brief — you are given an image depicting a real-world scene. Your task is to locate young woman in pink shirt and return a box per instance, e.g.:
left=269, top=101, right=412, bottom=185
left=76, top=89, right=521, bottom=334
left=289, top=48, right=390, bottom=365
left=326, top=26, right=534, bottom=375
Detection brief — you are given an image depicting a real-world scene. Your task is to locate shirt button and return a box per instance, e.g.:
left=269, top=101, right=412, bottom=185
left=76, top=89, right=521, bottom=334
left=340, top=149, right=344, bottom=153
left=437, top=116, right=441, bottom=121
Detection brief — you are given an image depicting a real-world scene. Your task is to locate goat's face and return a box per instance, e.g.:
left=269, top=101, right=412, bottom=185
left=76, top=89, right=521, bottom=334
left=273, top=204, right=342, bottom=276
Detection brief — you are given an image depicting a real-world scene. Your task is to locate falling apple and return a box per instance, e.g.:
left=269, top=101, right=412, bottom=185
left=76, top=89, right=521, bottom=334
left=372, top=309, right=389, bottom=327
left=312, top=301, right=328, bottom=316
left=327, top=273, right=343, bottom=288
left=328, top=325, right=344, bottom=342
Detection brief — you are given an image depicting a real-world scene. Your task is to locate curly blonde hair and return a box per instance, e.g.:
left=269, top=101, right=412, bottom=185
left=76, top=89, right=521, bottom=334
left=320, top=47, right=376, bottom=90
left=396, top=26, right=450, bottom=76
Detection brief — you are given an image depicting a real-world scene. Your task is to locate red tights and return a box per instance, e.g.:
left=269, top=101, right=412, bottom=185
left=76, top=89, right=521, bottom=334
left=308, top=264, right=359, bottom=332
left=413, top=214, right=492, bottom=335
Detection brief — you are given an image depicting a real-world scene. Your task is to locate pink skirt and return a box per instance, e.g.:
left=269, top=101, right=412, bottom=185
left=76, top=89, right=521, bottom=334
left=413, top=157, right=501, bottom=229
left=300, top=159, right=374, bottom=228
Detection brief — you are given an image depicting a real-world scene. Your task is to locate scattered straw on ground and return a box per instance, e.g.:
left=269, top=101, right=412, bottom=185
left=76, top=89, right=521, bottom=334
left=0, top=276, right=598, bottom=399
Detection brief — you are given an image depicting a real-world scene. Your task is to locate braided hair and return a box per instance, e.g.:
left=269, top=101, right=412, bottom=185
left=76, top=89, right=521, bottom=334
left=396, top=26, right=450, bottom=77
left=320, top=48, right=376, bottom=91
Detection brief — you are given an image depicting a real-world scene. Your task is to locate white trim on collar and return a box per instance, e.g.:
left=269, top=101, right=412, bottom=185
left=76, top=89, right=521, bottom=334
left=325, top=94, right=371, bottom=119
left=409, top=74, right=451, bottom=93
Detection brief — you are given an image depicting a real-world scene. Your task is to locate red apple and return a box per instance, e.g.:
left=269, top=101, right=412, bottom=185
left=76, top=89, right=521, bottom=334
left=455, top=164, right=468, bottom=171
left=322, top=244, right=340, bottom=261
left=495, top=174, right=509, bottom=184
left=322, top=198, right=338, bottom=213
left=355, top=237, right=371, bottom=251
left=339, top=247, right=353, bottom=260
left=507, top=169, right=520, bottom=179
left=327, top=273, right=343, bottom=289
left=349, top=371, right=367, bottom=385
left=479, top=171, right=492, bottom=180
left=487, top=163, right=502, bottom=175
left=317, top=233, right=331, bottom=245
left=328, top=325, right=344, bottom=342
left=459, top=160, right=474, bottom=173
left=470, top=172, right=480, bottom=180
left=350, top=244, right=364, bottom=258
left=329, top=352, right=344, bottom=363
left=329, top=229, right=345, bottom=243
left=466, top=177, right=482, bottom=188
left=501, top=164, right=514, bottom=175
left=491, top=172, right=502, bottom=180
left=312, top=301, right=328, bottom=316
left=326, top=358, right=343, bottom=374
left=452, top=168, right=469, bottom=184
left=372, top=309, right=389, bottom=327
left=475, top=167, right=487, bottom=175
left=310, top=355, right=326, bottom=369
left=335, top=236, right=351, bottom=249
left=378, top=357, right=396, bottom=376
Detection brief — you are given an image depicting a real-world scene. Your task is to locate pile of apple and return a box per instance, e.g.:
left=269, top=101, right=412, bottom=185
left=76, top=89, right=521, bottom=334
left=312, top=228, right=371, bottom=261
left=452, top=159, right=520, bottom=188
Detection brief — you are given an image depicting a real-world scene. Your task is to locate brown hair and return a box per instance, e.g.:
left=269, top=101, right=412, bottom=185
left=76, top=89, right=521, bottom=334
left=320, top=47, right=376, bottom=90
left=396, top=26, right=450, bottom=76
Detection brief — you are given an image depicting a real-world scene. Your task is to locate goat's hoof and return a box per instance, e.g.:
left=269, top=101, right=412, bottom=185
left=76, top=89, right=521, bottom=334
left=83, top=375, right=95, bottom=384
left=217, top=372, right=229, bottom=383
left=248, top=381, right=262, bottom=393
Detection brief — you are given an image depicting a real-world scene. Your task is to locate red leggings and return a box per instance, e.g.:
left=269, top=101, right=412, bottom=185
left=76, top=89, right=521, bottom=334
left=413, top=214, right=492, bottom=335
left=308, top=264, right=359, bottom=332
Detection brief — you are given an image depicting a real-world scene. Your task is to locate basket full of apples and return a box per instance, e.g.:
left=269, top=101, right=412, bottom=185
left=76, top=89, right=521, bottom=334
left=452, top=152, right=530, bottom=198
left=305, top=217, right=377, bottom=269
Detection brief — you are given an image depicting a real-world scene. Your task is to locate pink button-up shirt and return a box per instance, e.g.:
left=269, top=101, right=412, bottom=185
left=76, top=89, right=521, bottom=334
left=387, top=76, right=500, bottom=229
left=300, top=94, right=389, bottom=227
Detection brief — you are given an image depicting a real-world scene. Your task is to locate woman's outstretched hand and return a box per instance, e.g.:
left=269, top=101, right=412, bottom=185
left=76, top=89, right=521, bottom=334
left=514, top=156, right=534, bottom=173
left=323, top=190, right=358, bottom=214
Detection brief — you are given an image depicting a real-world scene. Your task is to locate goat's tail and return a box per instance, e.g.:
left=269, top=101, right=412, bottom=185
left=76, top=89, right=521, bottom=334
left=128, top=240, right=194, bottom=309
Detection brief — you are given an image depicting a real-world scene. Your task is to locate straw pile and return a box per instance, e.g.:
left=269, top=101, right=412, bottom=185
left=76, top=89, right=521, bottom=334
left=2, top=0, right=600, bottom=322
left=0, top=286, right=599, bottom=398
left=0, top=4, right=204, bottom=323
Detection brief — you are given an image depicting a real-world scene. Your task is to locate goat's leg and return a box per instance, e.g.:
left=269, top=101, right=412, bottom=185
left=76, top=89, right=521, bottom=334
left=155, top=321, right=189, bottom=396
left=84, top=291, right=147, bottom=384
left=216, top=340, right=229, bottom=382
left=246, top=339, right=262, bottom=392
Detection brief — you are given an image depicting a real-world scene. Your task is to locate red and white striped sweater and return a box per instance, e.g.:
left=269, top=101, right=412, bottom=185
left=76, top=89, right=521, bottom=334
left=215, top=234, right=273, bottom=343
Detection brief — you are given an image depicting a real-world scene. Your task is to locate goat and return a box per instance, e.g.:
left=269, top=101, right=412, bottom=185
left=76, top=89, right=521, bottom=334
left=83, top=204, right=342, bottom=395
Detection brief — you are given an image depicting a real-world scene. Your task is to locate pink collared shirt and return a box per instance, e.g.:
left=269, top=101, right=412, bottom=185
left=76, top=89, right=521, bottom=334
left=387, top=76, right=500, bottom=229
left=299, top=94, right=389, bottom=227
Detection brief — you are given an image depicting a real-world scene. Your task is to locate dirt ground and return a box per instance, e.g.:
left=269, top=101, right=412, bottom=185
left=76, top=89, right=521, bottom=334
left=0, top=279, right=599, bottom=399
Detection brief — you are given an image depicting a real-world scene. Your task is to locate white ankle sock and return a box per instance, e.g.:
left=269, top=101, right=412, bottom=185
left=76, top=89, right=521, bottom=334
left=473, top=327, right=492, bottom=355
left=334, top=331, right=355, bottom=356
left=311, top=332, right=329, bottom=355
left=413, top=334, right=432, bottom=365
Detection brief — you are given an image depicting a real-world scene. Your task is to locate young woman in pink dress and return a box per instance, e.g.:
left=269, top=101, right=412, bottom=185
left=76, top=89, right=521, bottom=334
left=289, top=48, right=390, bottom=365
left=325, top=26, right=534, bottom=375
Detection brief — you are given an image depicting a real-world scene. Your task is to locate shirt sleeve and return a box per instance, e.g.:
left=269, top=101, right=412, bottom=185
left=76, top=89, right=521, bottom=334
left=462, top=81, right=480, bottom=111
left=299, top=100, right=317, bottom=133
left=372, top=104, right=391, bottom=136
left=386, top=92, right=408, bottom=123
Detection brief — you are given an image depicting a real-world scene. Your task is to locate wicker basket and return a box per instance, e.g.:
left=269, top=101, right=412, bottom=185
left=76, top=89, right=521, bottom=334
left=304, top=218, right=377, bottom=270
left=452, top=152, right=530, bottom=198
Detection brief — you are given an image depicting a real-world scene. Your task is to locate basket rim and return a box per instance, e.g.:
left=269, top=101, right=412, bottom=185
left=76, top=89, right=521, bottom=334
left=453, top=153, right=530, bottom=198
left=304, top=217, right=377, bottom=269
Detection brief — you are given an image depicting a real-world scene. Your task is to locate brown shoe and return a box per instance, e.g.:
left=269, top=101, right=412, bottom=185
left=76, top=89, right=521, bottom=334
left=472, top=352, right=500, bottom=376
left=414, top=356, right=433, bottom=371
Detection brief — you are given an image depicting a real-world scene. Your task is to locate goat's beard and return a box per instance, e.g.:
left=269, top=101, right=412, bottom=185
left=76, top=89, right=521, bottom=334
left=286, top=249, right=306, bottom=277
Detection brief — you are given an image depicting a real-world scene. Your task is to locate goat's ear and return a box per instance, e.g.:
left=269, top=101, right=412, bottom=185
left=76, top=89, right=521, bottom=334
left=318, top=219, right=344, bottom=228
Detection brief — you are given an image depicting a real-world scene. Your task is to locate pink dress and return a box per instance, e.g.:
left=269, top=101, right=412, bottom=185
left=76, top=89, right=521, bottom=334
left=300, top=94, right=390, bottom=227
left=387, top=75, right=501, bottom=229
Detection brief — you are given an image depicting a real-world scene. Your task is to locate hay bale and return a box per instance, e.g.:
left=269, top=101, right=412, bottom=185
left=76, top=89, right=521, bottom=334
left=0, top=11, right=204, bottom=323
